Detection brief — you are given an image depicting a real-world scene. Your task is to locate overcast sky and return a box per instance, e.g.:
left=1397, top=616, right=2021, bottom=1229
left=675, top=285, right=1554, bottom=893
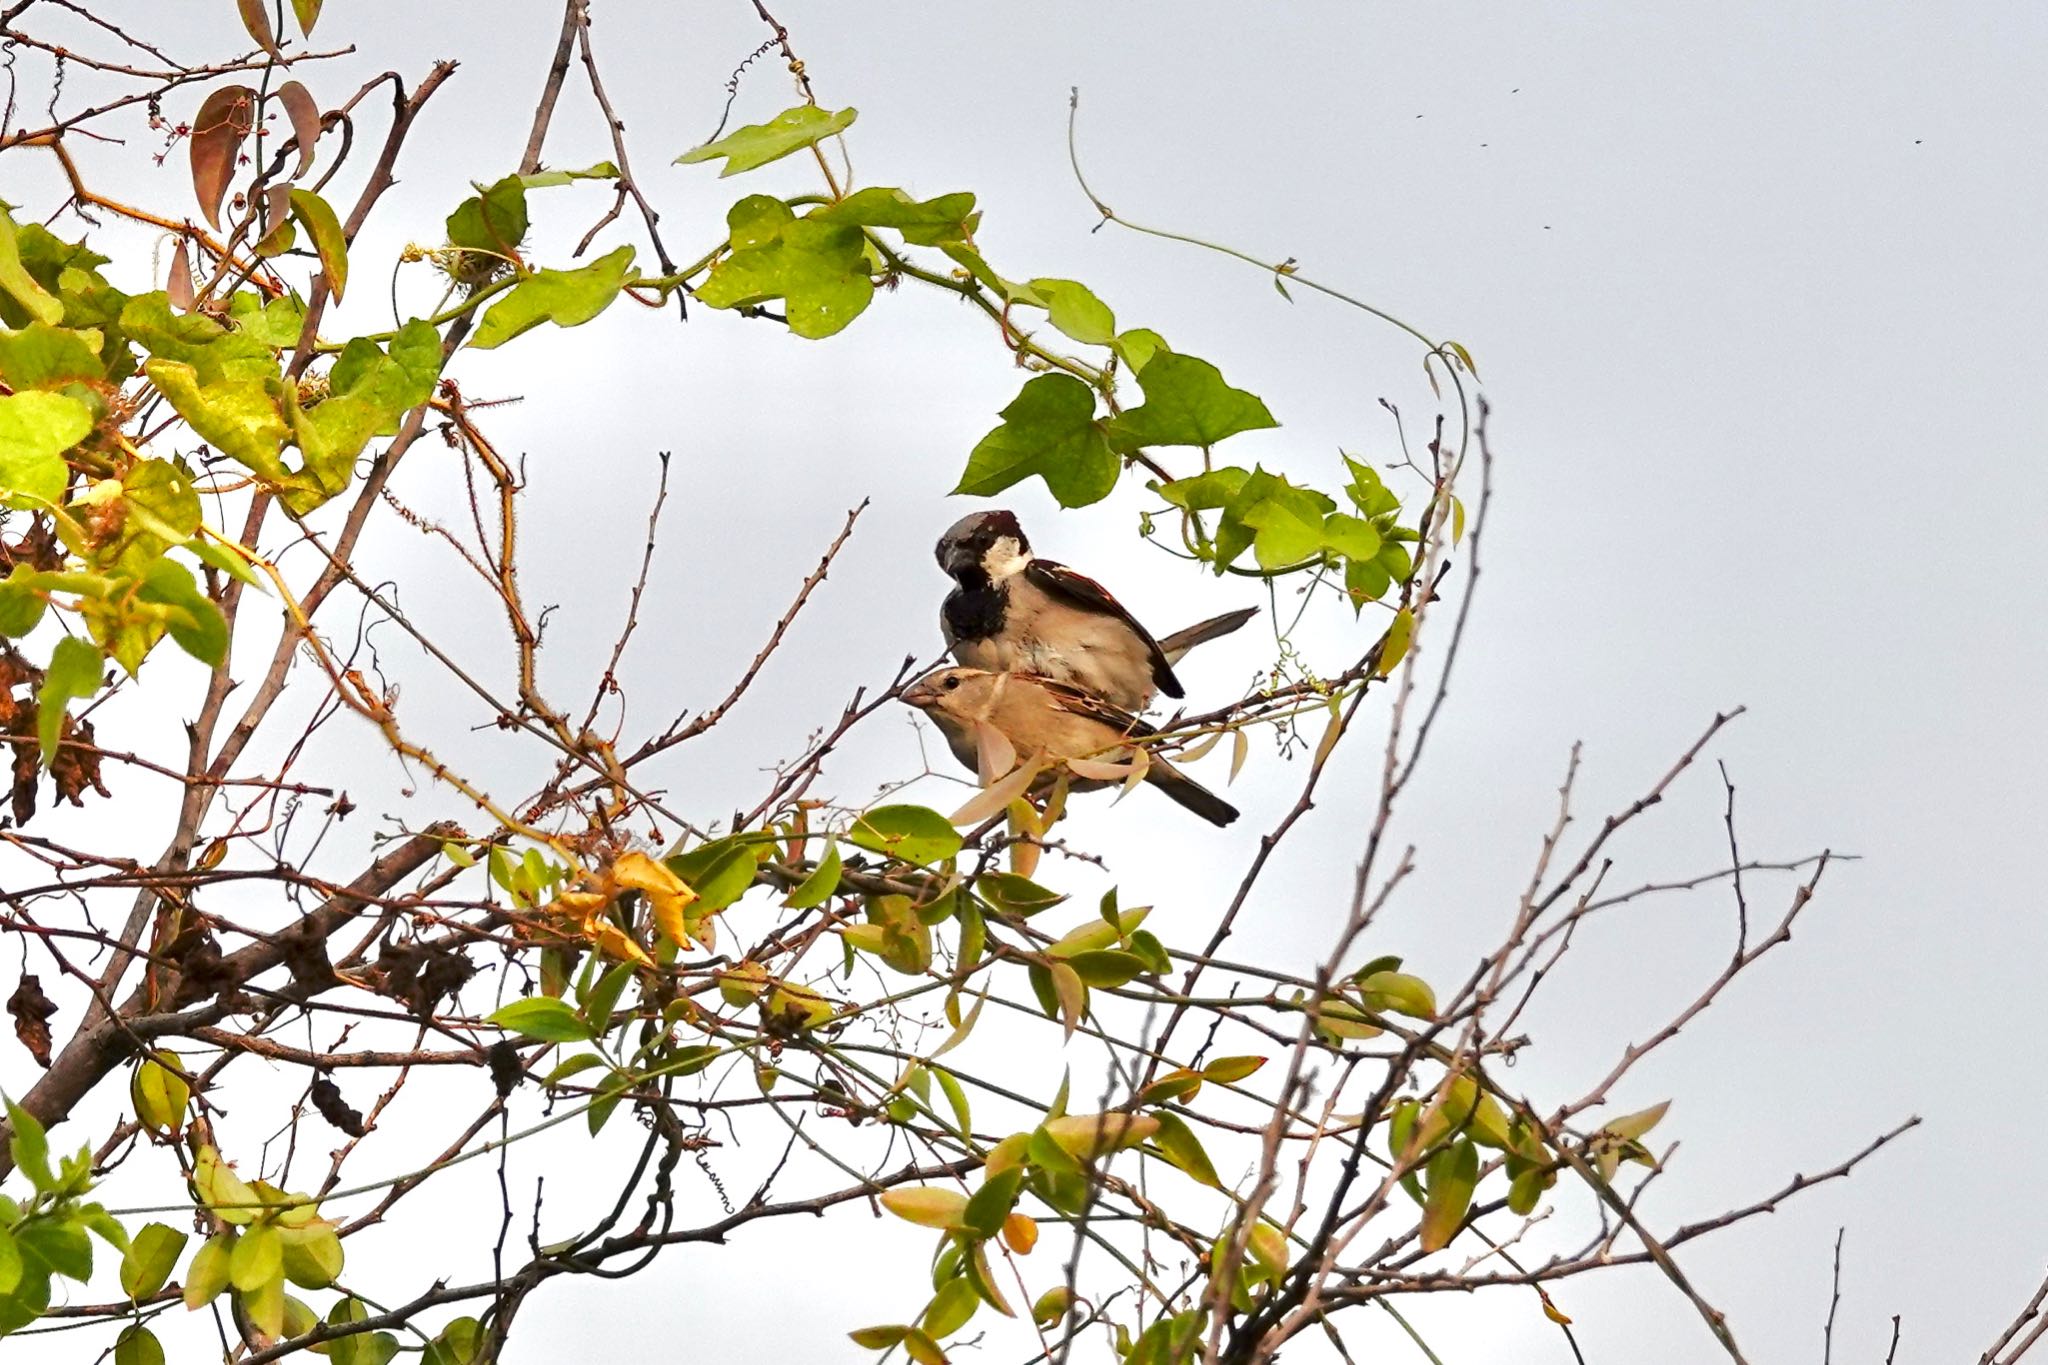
left=7, top=2, right=2046, bottom=1361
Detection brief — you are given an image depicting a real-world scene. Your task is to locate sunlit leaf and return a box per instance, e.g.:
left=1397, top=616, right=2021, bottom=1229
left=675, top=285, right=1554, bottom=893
left=0, top=205, right=65, bottom=325
left=1151, top=1111, right=1222, bottom=1188
left=487, top=996, right=594, bottom=1043
left=812, top=187, right=977, bottom=245
left=677, top=104, right=858, bottom=176
left=0, top=389, right=91, bottom=510
left=288, top=189, right=348, bottom=300
left=879, top=1186, right=969, bottom=1230
left=694, top=197, right=872, bottom=339
left=1025, top=277, right=1115, bottom=346
left=470, top=245, right=637, bottom=349
left=849, top=804, right=962, bottom=866
left=36, top=635, right=102, bottom=762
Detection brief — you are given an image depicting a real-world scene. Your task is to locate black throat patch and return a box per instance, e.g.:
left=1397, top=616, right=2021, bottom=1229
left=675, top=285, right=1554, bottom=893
left=942, top=575, right=1008, bottom=643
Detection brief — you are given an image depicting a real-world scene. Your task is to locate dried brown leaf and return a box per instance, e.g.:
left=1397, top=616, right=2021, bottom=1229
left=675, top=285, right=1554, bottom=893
left=308, top=1074, right=367, bottom=1137
left=7, top=973, right=57, bottom=1067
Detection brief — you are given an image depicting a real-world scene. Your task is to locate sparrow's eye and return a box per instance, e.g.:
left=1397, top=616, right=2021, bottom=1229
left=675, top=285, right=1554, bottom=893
left=942, top=675, right=961, bottom=691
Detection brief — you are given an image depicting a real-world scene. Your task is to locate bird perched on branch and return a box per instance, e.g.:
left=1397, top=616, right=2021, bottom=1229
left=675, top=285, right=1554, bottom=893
left=900, top=666, right=1238, bottom=827
left=936, top=509, right=1256, bottom=712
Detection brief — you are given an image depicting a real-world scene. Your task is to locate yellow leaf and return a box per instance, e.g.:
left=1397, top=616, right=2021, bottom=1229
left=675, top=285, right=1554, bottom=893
left=611, top=850, right=697, bottom=950
left=1043, top=1111, right=1159, bottom=1159
left=879, top=1186, right=970, bottom=1230
left=589, top=921, right=653, bottom=967
left=1002, top=1212, right=1037, bottom=1255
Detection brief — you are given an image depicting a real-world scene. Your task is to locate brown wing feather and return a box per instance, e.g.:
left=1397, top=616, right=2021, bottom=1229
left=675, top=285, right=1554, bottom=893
left=1024, top=558, right=1184, bottom=699
left=1036, top=677, right=1156, bottom=739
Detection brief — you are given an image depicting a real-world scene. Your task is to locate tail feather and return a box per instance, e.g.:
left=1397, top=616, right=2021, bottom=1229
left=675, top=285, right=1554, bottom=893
left=1157, top=607, right=1259, bottom=665
left=1145, top=760, right=1239, bottom=827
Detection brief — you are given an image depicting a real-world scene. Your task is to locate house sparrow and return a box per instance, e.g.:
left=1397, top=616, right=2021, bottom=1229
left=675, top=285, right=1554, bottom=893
left=901, top=666, right=1239, bottom=827
left=936, top=509, right=1256, bottom=712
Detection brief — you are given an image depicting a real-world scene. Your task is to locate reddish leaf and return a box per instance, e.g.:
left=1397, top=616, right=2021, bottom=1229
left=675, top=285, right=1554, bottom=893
left=275, top=81, right=321, bottom=178
left=190, top=86, right=257, bottom=231
left=7, top=973, right=57, bottom=1067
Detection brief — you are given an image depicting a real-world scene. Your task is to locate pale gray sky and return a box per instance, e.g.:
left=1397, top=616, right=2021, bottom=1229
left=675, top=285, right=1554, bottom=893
left=6, top=2, right=2045, bottom=1361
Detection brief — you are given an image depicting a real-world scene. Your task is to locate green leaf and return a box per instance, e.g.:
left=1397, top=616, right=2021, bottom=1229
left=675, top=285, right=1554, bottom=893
left=1113, top=327, right=1169, bottom=372
left=470, top=245, right=637, bottom=349
left=1358, top=969, right=1435, bottom=1020
left=118, top=1222, right=188, bottom=1300
left=279, top=1222, right=343, bottom=1288
left=0, top=566, right=43, bottom=637
left=1150, top=1111, right=1222, bottom=1188
left=1105, top=353, right=1277, bottom=450
left=228, top=1221, right=280, bottom=1292
left=962, top=1167, right=1025, bottom=1240
left=0, top=390, right=91, bottom=509
left=0, top=206, right=63, bottom=326
left=932, top=1066, right=971, bottom=1136
left=423, top=1316, right=482, bottom=1365
left=1031, top=1286, right=1070, bottom=1328
left=1419, top=1138, right=1479, bottom=1252
left=667, top=838, right=761, bottom=912
left=445, top=177, right=529, bottom=259
left=811, top=187, right=977, bottom=245
left=137, top=558, right=227, bottom=667
left=288, top=189, right=348, bottom=301
left=784, top=842, right=841, bottom=908
left=850, top=1325, right=910, bottom=1351
left=849, top=805, right=962, bottom=867
left=328, top=320, right=442, bottom=434
left=1026, top=278, right=1115, bottom=346
left=1604, top=1100, right=1671, bottom=1143
left=580, top=960, right=634, bottom=1035
left=1320, top=512, right=1381, bottom=561
left=0, top=1227, right=23, bottom=1298
left=1201, top=1055, right=1267, bottom=1085
left=143, top=359, right=290, bottom=481
left=922, top=1276, right=980, bottom=1340
left=36, top=636, right=102, bottom=761
left=222, top=293, right=305, bottom=351
left=694, top=197, right=873, bottom=339
left=487, top=996, right=594, bottom=1043
left=1158, top=466, right=1250, bottom=513
left=1062, top=948, right=1148, bottom=987
left=17, top=1219, right=92, bottom=1280
left=181, top=1234, right=231, bottom=1309
left=517, top=160, right=621, bottom=189
left=291, top=0, right=321, bottom=34
left=1238, top=476, right=1334, bottom=571
left=954, top=373, right=1117, bottom=509
left=1376, top=608, right=1415, bottom=677
left=0, top=323, right=105, bottom=390
left=114, top=1325, right=164, bottom=1365
left=676, top=104, right=858, bottom=176
left=973, top=872, right=1064, bottom=916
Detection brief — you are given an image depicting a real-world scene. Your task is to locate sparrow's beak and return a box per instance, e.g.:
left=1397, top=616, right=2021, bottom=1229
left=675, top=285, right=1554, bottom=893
left=939, top=540, right=979, bottom=577
left=900, top=679, right=939, bottom=710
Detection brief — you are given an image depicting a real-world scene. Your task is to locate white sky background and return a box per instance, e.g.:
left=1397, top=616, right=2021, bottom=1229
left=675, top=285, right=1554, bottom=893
left=4, top=1, right=2046, bottom=1361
